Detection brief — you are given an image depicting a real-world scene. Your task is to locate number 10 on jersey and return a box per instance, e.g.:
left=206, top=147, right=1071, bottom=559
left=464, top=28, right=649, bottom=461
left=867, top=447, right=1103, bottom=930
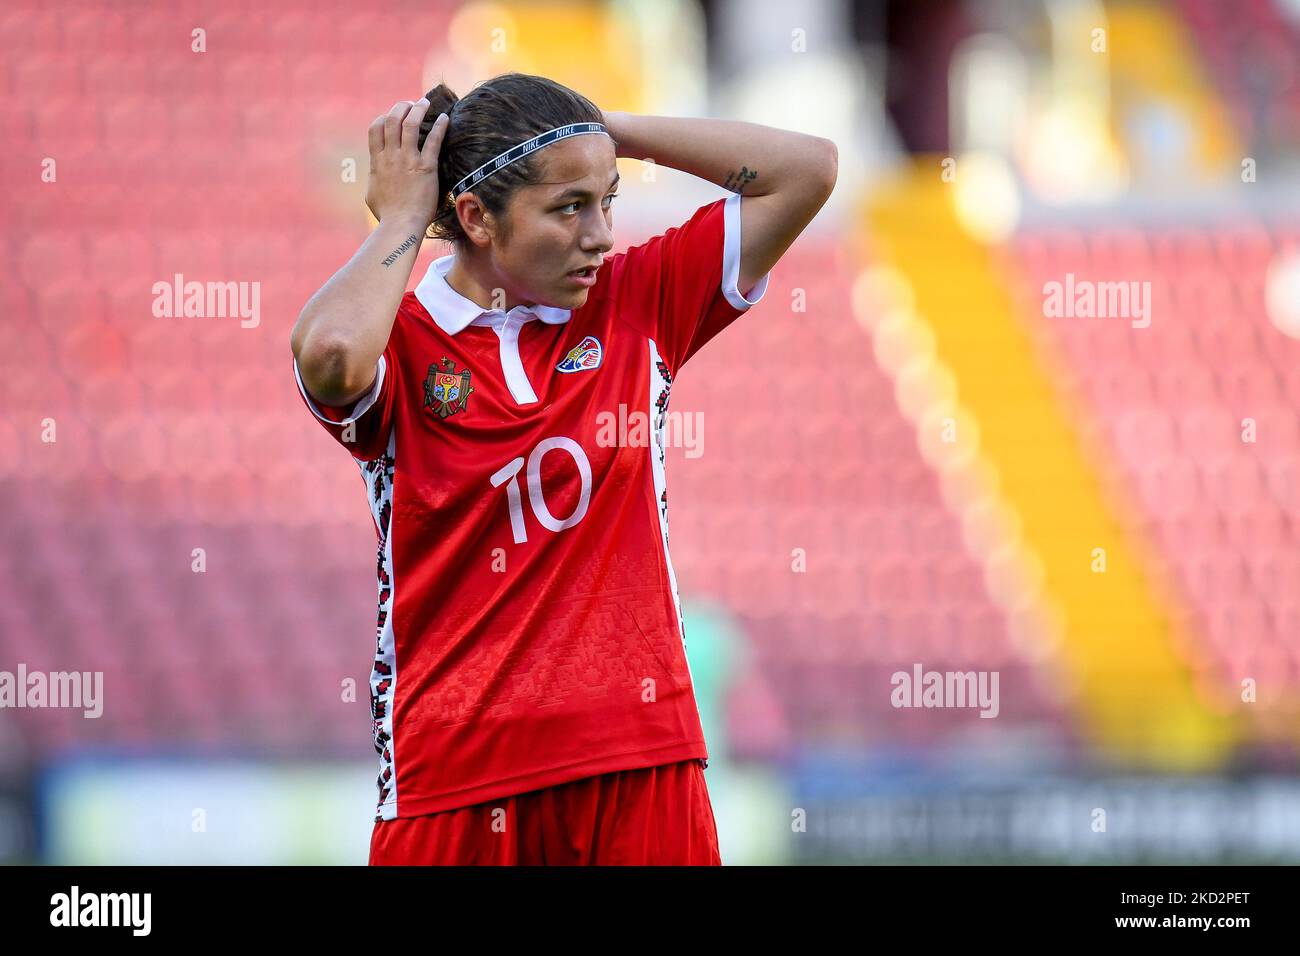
left=490, top=436, right=593, bottom=544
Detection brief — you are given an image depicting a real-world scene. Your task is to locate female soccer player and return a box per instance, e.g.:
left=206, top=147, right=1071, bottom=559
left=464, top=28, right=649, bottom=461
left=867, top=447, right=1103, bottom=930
left=290, top=73, right=836, bottom=865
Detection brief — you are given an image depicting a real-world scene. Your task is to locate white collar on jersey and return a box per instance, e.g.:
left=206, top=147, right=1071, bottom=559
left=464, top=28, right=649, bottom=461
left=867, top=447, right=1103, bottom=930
left=413, top=254, right=573, bottom=336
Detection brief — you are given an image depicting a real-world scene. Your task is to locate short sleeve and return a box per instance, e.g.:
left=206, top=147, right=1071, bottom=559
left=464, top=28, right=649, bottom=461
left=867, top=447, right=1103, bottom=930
left=606, top=192, right=771, bottom=376
left=293, top=342, right=399, bottom=461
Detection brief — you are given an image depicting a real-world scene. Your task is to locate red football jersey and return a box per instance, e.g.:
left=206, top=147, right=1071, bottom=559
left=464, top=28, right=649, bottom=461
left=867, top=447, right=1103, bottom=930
left=294, top=194, right=771, bottom=820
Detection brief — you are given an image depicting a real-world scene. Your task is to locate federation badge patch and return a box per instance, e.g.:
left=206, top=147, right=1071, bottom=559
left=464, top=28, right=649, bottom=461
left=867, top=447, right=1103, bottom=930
left=423, top=357, right=474, bottom=419
left=556, top=335, right=603, bottom=373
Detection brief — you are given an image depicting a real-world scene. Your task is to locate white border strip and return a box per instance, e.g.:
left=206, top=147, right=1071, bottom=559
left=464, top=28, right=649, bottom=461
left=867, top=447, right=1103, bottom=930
left=293, top=356, right=387, bottom=426
left=364, top=430, right=399, bottom=821
left=722, top=192, right=772, bottom=311
left=648, top=338, right=694, bottom=688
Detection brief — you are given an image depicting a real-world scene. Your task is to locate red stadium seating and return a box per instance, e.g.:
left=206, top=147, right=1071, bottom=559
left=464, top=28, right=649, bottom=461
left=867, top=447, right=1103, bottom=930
left=0, top=0, right=1071, bottom=757
left=1011, top=218, right=1300, bottom=705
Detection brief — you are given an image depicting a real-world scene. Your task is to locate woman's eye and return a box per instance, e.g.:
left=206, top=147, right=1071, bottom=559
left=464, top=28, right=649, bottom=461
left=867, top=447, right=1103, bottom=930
left=560, top=194, right=618, bottom=215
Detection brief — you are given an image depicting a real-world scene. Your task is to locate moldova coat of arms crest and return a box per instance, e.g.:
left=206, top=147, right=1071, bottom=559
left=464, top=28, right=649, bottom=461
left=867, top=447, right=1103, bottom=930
left=423, top=356, right=474, bottom=419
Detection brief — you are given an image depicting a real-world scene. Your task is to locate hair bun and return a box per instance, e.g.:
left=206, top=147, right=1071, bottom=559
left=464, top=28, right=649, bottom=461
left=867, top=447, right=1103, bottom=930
left=418, top=82, right=459, bottom=151
left=423, top=82, right=459, bottom=110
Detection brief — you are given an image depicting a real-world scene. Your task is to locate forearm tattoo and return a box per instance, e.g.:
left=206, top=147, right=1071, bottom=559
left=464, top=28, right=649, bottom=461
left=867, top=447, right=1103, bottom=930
left=722, top=166, right=758, bottom=194
left=381, top=234, right=420, bottom=267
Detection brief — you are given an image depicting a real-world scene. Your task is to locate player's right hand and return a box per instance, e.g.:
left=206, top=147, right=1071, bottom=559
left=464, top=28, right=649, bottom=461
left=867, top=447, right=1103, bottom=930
left=365, top=99, right=448, bottom=226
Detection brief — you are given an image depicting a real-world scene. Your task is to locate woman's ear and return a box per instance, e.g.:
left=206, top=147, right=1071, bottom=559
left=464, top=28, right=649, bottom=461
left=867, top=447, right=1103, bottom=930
left=455, top=194, right=494, bottom=248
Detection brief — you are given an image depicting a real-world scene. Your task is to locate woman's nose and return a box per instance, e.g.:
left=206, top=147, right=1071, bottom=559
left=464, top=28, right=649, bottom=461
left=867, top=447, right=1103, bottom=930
left=584, top=217, right=614, bottom=252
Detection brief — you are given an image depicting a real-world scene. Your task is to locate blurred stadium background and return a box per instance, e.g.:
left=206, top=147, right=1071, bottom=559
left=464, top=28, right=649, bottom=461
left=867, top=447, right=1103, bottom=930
left=3, top=0, right=1300, bottom=864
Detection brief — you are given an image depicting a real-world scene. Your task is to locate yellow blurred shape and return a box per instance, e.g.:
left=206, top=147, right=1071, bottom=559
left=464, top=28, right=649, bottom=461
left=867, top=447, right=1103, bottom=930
left=448, top=1, right=646, bottom=112
left=1103, top=0, right=1240, bottom=179
left=864, top=159, right=1241, bottom=769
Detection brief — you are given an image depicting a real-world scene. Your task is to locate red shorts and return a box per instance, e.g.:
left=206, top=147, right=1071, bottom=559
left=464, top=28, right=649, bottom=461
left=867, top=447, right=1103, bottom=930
left=369, top=759, right=721, bottom=865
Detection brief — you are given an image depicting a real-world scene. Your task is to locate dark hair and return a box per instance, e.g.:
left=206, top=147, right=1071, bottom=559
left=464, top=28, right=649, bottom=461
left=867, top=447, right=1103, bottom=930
left=418, top=73, right=610, bottom=251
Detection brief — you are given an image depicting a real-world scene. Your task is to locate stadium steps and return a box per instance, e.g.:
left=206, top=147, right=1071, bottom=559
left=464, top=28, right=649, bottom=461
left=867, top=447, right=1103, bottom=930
left=863, top=159, right=1240, bottom=770
left=472, top=2, right=648, bottom=113
left=1012, top=222, right=1300, bottom=745
left=1104, top=0, right=1240, bottom=178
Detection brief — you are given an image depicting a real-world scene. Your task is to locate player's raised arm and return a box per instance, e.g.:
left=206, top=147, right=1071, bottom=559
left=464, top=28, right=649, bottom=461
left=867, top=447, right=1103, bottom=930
left=290, top=98, right=449, bottom=407
left=601, top=111, right=837, bottom=295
